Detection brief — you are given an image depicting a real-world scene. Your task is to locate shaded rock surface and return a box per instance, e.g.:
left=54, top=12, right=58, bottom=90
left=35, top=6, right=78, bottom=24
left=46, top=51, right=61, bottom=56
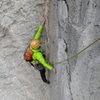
left=48, top=0, right=100, bottom=100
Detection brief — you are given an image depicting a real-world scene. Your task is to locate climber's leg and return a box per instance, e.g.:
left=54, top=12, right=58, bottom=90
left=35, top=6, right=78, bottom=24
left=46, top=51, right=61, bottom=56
left=39, top=64, right=50, bottom=84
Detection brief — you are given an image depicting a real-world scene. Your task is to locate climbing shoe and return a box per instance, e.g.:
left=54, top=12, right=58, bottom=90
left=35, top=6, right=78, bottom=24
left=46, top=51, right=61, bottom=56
left=46, top=80, right=50, bottom=84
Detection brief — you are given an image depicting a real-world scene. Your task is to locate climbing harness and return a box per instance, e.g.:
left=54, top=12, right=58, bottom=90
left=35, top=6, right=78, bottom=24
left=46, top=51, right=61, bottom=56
left=31, top=63, right=44, bottom=70
left=53, top=38, right=100, bottom=65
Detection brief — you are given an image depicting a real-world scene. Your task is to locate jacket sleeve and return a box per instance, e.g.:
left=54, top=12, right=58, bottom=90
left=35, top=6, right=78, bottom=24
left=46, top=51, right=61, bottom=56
left=36, top=52, right=53, bottom=70
left=34, top=25, right=43, bottom=39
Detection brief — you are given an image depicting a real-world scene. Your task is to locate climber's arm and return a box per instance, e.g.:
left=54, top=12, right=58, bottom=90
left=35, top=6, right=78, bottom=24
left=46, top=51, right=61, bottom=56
left=34, top=16, right=46, bottom=40
left=34, top=25, right=43, bottom=39
left=39, top=58, right=56, bottom=73
left=38, top=58, right=53, bottom=70
left=36, top=53, right=53, bottom=70
left=41, top=61, right=53, bottom=70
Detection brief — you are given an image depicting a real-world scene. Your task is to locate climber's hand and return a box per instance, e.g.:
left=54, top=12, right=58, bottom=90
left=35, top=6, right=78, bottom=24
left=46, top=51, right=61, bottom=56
left=42, top=16, right=46, bottom=26
left=52, top=68, right=56, bottom=73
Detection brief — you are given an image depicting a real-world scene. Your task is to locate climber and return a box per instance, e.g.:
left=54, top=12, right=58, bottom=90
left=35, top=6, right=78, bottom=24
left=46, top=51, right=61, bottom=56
left=29, top=16, right=56, bottom=84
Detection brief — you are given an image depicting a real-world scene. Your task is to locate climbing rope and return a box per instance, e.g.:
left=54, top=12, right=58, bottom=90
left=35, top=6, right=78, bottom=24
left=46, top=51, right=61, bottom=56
left=42, top=1, right=100, bottom=65
left=53, top=38, right=100, bottom=65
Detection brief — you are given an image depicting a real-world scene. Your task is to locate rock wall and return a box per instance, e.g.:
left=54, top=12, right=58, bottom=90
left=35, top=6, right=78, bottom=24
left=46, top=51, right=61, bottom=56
left=0, top=0, right=100, bottom=100
left=0, top=0, right=47, bottom=100
left=48, top=0, right=100, bottom=100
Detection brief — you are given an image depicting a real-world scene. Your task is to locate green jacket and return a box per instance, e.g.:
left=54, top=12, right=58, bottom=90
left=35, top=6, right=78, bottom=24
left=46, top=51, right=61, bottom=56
left=30, top=25, right=53, bottom=70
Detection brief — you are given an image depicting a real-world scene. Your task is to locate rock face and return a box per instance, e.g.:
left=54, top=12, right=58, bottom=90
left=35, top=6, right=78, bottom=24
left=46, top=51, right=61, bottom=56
left=48, top=0, right=100, bottom=100
left=0, top=0, right=46, bottom=100
left=0, top=0, right=100, bottom=100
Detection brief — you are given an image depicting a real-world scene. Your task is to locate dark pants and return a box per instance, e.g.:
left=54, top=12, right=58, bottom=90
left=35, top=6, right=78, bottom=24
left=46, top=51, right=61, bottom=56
left=31, top=63, right=50, bottom=84
left=39, top=68, right=49, bottom=83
